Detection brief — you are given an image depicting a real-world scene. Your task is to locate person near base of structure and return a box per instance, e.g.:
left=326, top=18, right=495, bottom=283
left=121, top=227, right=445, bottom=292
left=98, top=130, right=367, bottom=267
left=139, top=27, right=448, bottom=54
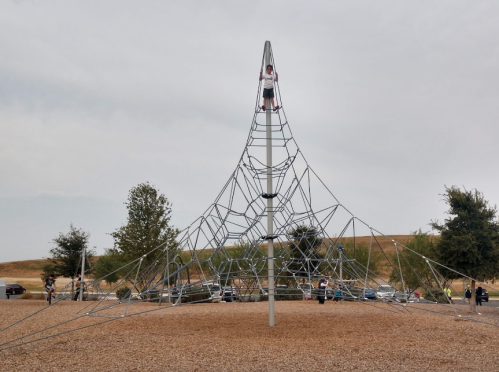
left=333, top=282, right=341, bottom=303
left=73, top=276, right=87, bottom=301
left=259, top=64, right=279, bottom=111
left=465, top=285, right=472, bottom=304
left=444, top=287, right=454, bottom=304
left=476, top=286, right=483, bottom=306
left=44, top=274, right=56, bottom=302
left=318, top=278, right=327, bottom=305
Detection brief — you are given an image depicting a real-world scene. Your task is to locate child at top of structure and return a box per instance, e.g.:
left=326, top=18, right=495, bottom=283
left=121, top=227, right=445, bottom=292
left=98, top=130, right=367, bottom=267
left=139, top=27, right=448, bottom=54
left=259, top=64, right=279, bottom=111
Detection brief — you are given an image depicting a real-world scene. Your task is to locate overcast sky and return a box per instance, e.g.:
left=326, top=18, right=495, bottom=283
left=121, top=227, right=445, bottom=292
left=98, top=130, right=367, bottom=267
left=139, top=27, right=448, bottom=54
left=1, top=1, right=498, bottom=263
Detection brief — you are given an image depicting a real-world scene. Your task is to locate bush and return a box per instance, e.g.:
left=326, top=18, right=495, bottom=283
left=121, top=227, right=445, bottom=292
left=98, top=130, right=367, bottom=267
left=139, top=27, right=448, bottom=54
left=20, top=292, right=45, bottom=300
left=275, top=288, right=303, bottom=301
left=423, top=288, right=448, bottom=303
left=116, top=287, right=131, bottom=300
left=20, top=291, right=32, bottom=299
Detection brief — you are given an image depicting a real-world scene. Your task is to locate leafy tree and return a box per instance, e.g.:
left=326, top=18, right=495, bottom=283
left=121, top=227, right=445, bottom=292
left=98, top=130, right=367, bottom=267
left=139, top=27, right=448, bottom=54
left=93, top=249, right=122, bottom=288
left=430, top=186, right=499, bottom=308
left=116, top=287, right=131, bottom=300
left=40, top=263, right=57, bottom=281
left=342, top=241, right=383, bottom=280
left=48, top=224, right=95, bottom=291
left=286, top=224, right=323, bottom=285
left=389, top=230, right=439, bottom=291
left=110, top=183, right=180, bottom=289
left=207, top=245, right=247, bottom=286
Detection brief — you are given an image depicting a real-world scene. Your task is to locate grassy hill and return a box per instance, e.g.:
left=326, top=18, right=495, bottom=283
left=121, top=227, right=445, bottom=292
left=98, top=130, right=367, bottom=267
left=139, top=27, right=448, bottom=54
left=0, top=235, right=415, bottom=280
left=0, top=258, right=49, bottom=278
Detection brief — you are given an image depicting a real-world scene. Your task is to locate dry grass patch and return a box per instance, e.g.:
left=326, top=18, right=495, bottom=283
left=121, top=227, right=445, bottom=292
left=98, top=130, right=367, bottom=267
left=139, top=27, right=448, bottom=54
left=19, top=291, right=45, bottom=300
left=0, top=258, right=47, bottom=278
left=16, top=280, right=44, bottom=292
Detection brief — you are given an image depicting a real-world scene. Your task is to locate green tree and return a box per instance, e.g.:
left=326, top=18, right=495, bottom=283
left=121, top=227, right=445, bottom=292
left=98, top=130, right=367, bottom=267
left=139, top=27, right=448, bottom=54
left=342, top=241, right=383, bottom=280
left=430, top=186, right=499, bottom=308
left=40, top=263, right=57, bottom=281
left=48, top=224, right=94, bottom=291
left=208, top=245, right=246, bottom=286
left=93, top=249, right=122, bottom=288
left=110, top=183, right=180, bottom=289
left=286, top=224, right=323, bottom=285
left=389, top=230, right=438, bottom=292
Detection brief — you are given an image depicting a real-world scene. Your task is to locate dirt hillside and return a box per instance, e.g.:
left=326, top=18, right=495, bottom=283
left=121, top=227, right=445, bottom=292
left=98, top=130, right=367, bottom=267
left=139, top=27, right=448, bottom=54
left=0, top=235, right=415, bottom=279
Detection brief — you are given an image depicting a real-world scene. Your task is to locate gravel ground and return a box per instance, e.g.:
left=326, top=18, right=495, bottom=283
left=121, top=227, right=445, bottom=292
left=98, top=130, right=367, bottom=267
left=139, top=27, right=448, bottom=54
left=1, top=300, right=499, bottom=371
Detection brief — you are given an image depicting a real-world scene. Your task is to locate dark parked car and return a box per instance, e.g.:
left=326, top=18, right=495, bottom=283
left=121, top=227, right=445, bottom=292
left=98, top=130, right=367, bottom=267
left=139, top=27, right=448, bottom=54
left=6, top=284, right=26, bottom=296
left=482, top=288, right=489, bottom=302
left=222, top=286, right=239, bottom=302
left=358, top=288, right=377, bottom=300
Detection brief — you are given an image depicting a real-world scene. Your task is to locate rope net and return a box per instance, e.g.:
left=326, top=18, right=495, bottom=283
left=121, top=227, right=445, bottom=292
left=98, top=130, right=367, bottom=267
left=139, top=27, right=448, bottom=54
left=1, top=41, right=499, bottom=350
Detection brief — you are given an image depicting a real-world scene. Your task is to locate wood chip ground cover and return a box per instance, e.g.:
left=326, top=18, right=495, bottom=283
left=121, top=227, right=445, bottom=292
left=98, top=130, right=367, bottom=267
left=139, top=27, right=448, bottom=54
left=1, top=300, right=498, bottom=371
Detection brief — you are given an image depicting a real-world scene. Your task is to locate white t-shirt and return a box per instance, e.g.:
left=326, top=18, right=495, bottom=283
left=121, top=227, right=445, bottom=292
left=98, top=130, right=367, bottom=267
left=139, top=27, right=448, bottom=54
left=262, top=73, right=275, bottom=89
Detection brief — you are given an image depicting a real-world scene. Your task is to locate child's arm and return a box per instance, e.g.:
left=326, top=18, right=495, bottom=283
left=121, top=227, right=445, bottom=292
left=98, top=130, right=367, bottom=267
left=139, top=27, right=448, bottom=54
left=275, top=72, right=278, bottom=82
left=259, top=70, right=263, bottom=81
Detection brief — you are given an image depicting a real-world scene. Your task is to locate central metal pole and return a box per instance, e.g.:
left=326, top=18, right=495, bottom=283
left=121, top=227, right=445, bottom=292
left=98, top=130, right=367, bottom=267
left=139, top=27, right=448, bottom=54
left=80, top=247, right=86, bottom=301
left=338, top=245, right=344, bottom=305
left=265, top=40, right=275, bottom=327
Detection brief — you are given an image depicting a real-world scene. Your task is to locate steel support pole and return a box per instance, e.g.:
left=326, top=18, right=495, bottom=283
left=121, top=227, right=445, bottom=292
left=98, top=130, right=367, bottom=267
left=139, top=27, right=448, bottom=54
left=80, top=247, right=86, bottom=301
left=167, top=251, right=171, bottom=306
left=158, top=250, right=169, bottom=307
left=265, top=40, right=275, bottom=327
left=338, top=245, right=343, bottom=304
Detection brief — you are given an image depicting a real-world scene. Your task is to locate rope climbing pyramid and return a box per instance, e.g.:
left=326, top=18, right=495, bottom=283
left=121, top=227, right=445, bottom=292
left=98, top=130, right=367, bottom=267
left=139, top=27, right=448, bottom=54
left=2, top=41, right=499, bottom=351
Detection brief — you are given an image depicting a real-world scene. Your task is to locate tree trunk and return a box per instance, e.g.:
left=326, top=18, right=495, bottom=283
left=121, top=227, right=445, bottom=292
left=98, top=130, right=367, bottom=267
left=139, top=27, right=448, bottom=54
left=471, top=279, right=476, bottom=311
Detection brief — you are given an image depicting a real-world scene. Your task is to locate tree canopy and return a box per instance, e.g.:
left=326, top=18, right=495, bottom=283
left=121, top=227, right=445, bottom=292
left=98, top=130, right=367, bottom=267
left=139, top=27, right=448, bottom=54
left=48, top=224, right=94, bottom=280
left=109, top=183, right=180, bottom=288
left=286, top=224, right=323, bottom=283
left=389, top=230, right=438, bottom=291
left=93, top=249, right=121, bottom=287
left=111, top=183, right=179, bottom=261
left=430, top=186, right=499, bottom=283
left=342, top=241, right=383, bottom=280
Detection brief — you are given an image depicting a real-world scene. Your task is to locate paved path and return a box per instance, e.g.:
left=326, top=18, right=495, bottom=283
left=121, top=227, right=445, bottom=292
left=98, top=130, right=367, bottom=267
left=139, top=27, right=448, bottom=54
left=454, top=298, right=499, bottom=307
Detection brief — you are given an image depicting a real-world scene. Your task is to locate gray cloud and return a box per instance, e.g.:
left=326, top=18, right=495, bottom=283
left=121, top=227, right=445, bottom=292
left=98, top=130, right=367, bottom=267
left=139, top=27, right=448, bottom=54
left=1, top=1, right=499, bottom=262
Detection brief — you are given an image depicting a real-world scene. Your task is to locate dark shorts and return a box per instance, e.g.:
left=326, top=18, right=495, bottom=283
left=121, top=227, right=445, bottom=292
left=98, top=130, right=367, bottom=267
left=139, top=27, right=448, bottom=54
left=263, top=88, right=274, bottom=98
